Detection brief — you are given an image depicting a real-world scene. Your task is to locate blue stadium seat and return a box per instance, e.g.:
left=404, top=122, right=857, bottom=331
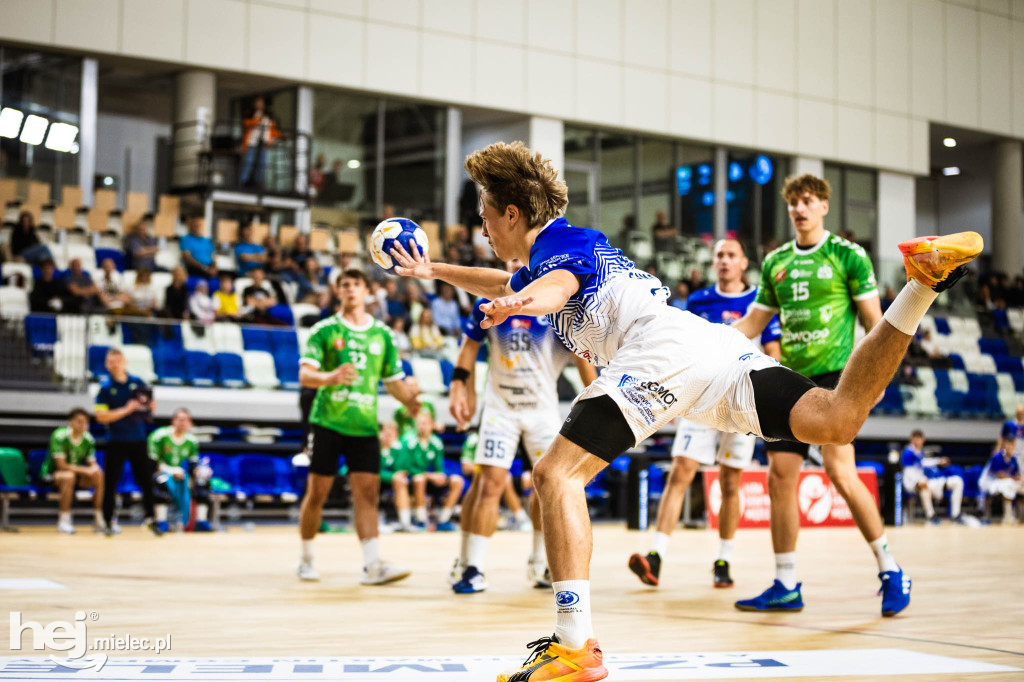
left=439, top=358, right=454, bottom=387
left=236, top=454, right=297, bottom=499
left=1010, top=372, right=1024, bottom=392
left=94, top=248, right=126, bottom=272
left=214, top=352, right=247, bottom=386
left=963, top=465, right=984, bottom=500
left=401, top=359, right=413, bottom=377
left=154, top=346, right=187, bottom=384
left=948, top=353, right=966, bottom=370
left=872, top=383, right=904, bottom=415
left=241, top=327, right=272, bottom=353
left=269, top=328, right=299, bottom=355
left=88, top=345, right=110, bottom=379
left=25, top=314, right=56, bottom=354
left=269, top=304, right=294, bottom=326
left=269, top=328, right=300, bottom=388
left=184, top=350, right=216, bottom=386
left=978, top=337, right=1009, bottom=356
left=933, top=317, right=951, bottom=335
left=27, top=449, right=49, bottom=486
left=204, top=453, right=246, bottom=500
left=994, top=355, right=1023, bottom=374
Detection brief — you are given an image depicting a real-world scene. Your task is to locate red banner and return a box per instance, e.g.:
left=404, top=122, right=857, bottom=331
left=702, top=468, right=879, bottom=529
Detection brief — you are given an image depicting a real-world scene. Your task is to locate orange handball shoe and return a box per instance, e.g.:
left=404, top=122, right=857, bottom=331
left=497, top=635, right=608, bottom=682
left=898, top=232, right=983, bottom=292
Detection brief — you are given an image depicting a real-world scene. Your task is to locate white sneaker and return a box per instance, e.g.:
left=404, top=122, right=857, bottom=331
left=57, top=520, right=76, bottom=534
left=527, top=558, right=551, bottom=588
left=298, top=560, right=320, bottom=581
left=447, top=558, right=466, bottom=586
left=515, top=516, right=534, bottom=532
left=360, top=560, right=411, bottom=585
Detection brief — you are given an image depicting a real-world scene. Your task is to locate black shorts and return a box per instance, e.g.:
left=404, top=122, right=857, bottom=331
left=308, top=424, right=380, bottom=476
left=560, top=394, right=636, bottom=463
left=754, top=369, right=842, bottom=457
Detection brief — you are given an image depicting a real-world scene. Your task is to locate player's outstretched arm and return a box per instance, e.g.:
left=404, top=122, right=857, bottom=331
left=479, top=269, right=579, bottom=329
left=389, top=241, right=512, bottom=300
left=385, top=376, right=422, bottom=416
left=733, top=306, right=776, bottom=340
left=449, top=337, right=480, bottom=430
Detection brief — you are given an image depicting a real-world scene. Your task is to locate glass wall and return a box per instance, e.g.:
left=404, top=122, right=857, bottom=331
left=824, top=163, right=878, bottom=255
left=311, top=89, right=378, bottom=227
left=726, top=152, right=790, bottom=252
left=382, top=101, right=445, bottom=226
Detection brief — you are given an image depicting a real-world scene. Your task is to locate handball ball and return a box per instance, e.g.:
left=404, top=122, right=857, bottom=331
left=370, top=218, right=429, bottom=274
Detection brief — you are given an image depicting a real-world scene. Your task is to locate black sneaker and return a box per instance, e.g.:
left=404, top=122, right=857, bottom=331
left=146, top=520, right=164, bottom=537
left=628, top=551, right=661, bottom=587
left=713, top=559, right=733, bottom=588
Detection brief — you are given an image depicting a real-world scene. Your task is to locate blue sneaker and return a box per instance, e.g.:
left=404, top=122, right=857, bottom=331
left=879, top=569, right=911, bottom=617
left=735, top=580, right=804, bottom=612
left=435, top=521, right=457, bottom=532
left=155, top=520, right=170, bottom=534
left=452, top=565, right=488, bottom=594
left=194, top=520, right=213, bottom=532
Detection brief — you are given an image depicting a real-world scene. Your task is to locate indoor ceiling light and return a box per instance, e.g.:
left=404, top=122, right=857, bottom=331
left=943, top=137, right=957, bottom=148
left=942, top=166, right=961, bottom=176
left=347, top=159, right=360, bottom=169
left=44, top=122, right=79, bottom=152
left=19, top=114, right=48, bottom=145
left=0, top=107, right=24, bottom=138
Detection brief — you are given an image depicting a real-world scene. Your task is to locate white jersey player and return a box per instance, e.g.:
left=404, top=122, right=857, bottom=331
left=449, top=259, right=596, bottom=594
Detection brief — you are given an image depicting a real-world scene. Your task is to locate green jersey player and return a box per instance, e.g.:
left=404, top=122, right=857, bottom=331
left=47, top=408, right=103, bottom=534
left=147, top=408, right=206, bottom=532
left=400, top=410, right=464, bottom=530
left=297, top=268, right=421, bottom=585
left=736, top=173, right=904, bottom=615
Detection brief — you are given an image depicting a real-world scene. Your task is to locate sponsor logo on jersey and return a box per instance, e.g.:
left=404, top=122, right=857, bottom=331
left=721, top=310, right=742, bottom=322
left=618, top=374, right=677, bottom=406
left=780, top=308, right=812, bottom=325
left=775, top=268, right=787, bottom=283
left=782, top=327, right=831, bottom=344
left=511, top=318, right=532, bottom=329
left=817, top=264, right=833, bottom=279
left=819, top=305, right=833, bottom=323
left=368, top=341, right=382, bottom=355
left=790, top=269, right=804, bottom=279
left=739, top=352, right=754, bottom=361
left=333, top=338, right=345, bottom=350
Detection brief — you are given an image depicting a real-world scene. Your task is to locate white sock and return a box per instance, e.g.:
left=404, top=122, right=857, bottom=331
left=531, top=530, right=545, bottom=563
left=361, top=537, right=380, bottom=567
left=1003, top=498, right=1014, bottom=522
left=775, top=552, right=797, bottom=590
left=301, top=539, right=314, bottom=563
left=155, top=504, right=168, bottom=522
left=94, top=510, right=104, bottom=526
left=467, top=533, right=489, bottom=570
left=415, top=507, right=427, bottom=524
left=459, top=531, right=470, bottom=564
left=399, top=508, right=412, bottom=527
left=196, top=505, right=208, bottom=522
left=59, top=511, right=71, bottom=525
left=920, top=490, right=935, bottom=519
left=514, top=508, right=528, bottom=524
left=948, top=477, right=963, bottom=518
left=869, top=534, right=899, bottom=573
left=883, top=279, right=938, bottom=336
left=650, top=531, right=670, bottom=556
left=438, top=507, right=453, bottom=524
left=717, top=538, right=735, bottom=562
left=552, top=580, right=593, bottom=649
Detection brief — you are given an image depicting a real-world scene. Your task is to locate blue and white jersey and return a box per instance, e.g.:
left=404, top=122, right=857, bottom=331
left=686, top=284, right=781, bottom=348
left=983, top=451, right=1020, bottom=486
left=465, top=305, right=572, bottom=411
left=508, top=217, right=669, bottom=367
left=1001, top=419, right=1024, bottom=450
left=902, top=445, right=941, bottom=478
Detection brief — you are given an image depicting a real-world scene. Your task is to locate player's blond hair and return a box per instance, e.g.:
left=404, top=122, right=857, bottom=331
left=464, top=141, right=568, bottom=227
left=781, top=174, right=831, bottom=203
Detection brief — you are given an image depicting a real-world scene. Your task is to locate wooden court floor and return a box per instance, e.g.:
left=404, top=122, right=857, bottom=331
left=2, top=522, right=1022, bottom=680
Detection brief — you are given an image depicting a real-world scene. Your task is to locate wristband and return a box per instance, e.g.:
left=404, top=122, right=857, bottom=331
left=451, top=367, right=471, bottom=383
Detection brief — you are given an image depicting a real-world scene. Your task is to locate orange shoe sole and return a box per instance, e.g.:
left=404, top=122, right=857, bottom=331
left=628, top=553, right=659, bottom=587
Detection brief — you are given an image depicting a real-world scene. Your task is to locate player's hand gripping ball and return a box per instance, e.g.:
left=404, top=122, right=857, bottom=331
left=370, top=218, right=429, bottom=274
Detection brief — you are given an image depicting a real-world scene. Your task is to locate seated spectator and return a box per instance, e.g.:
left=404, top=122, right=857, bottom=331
left=404, top=279, right=427, bottom=323
left=1000, top=405, right=1023, bottom=452
left=265, top=234, right=311, bottom=301
left=161, top=265, right=189, bottom=319
left=285, top=233, right=315, bottom=272
left=394, top=381, right=435, bottom=437
left=309, top=154, right=327, bottom=196
left=401, top=410, right=464, bottom=531
left=379, top=421, right=418, bottom=532
left=123, top=219, right=160, bottom=272
left=234, top=224, right=267, bottom=276
left=302, top=257, right=329, bottom=308
left=11, top=211, right=53, bottom=266
left=669, top=281, right=689, bottom=311
left=687, top=268, right=707, bottom=292
left=446, top=224, right=476, bottom=267
left=96, top=258, right=129, bottom=311
left=980, top=439, right=1021, bottom=524
left=179, top=218, right=217, bottom=278
left=189, top=279, right=216, bottom=325
left=119, top=268, right=158, bottom=317
left=431, top=283, right=463, bottom=336
left=44, top=407, right=104, bottom=534
left=902, top=429, right=965, bottom=524
left=65, top=258, right=103, bottom=314
left=410, top=308, right=445, bottom=352
left=148, top=408, right=212, bottom=533
left=29, top=260, right=68, bottom=312
left=214, top=273, right=240, bottom=320
left=388, top=316, right=412, bottom=358
left=241, top=267, right=279, bottom=324
left=918, top=329, right=951, bottom=368
left=652, top=210, right=678, bottom=253
left=382, top=279, right=407, bottom=323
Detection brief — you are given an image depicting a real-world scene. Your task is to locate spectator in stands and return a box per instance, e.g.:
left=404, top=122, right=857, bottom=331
left=189, top=279, right=216, bottom=325
left=981, top=439, right=1021, bottom=524
left=285, top=233, right=315, bottom=272
left=265, top=234, right=311, bottom=301
left=45, top=407, right=104, bottom=534
left=180, top=217, right=217, bottom=278
left=95, top=348, right=160, bottom=536
left=124, top=268, right=158, bottom=317
left=388, top=316, right=412, bottom=358
left=687, top=267, right=707, bottom=292
left=302, top=257, right=329, bottom=308
left=309, top=154, right=327, bottom=196
left=881, top=286, right=897, bottom=311
left=669, top=281, right=689, bottom=311
left=241, top=267, right=279, bottom=325
left=65, top=258, right=103, bottom=314
left=431, top=283, right=463, bottom=336
left=918, top=329, right=950, bottom=368
left=29, top=260, right=68, bottom=313
left=239, top=95, right=282, bottom=188
left=123, top=219, right=159, bottom=272
left=1009, top=276, right=1024, bottom=308
left=902, top=429, right=965, bottom=524
left=652, top=210, right=678, bottom=253
left=446, top=224, right=476, bottom=267
left=382, top=279, right=407, bottom=322
left=404, top=279, right=427, bottom=323
left=162, top=265, right=189, bottom=319
left=317, top=159, right=345, bottom=205
left=402, top=410, right=464, bottom=531
left=96, top=258, right=127, bottom=310
left=11, top=211, right=53, bottom=266
left=992, top=298, right=1011, bottom=335
left=214, top=273, right=240, bottom=320
left=410, top=308, right=444, bottom=353
left=999, top=405, right=1024, bottom=453
left=234, top=224, right=267, bottom=276
left=379, top=421, right=419, bottom=532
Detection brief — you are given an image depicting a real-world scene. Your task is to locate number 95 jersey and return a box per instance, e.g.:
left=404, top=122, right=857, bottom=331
left=464, top=302, right=572, bottom=413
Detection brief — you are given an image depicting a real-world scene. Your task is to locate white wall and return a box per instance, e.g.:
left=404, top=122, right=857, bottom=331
left=5, top=0, right=1024, bottom=177
left=95, top=112, right=172, bottom=203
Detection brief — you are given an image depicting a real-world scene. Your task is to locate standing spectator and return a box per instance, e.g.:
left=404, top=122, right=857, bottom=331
left=189, top=280, right=216, bottom=325
left=431, top=283, right=462, bottom=336
left=318, top=159, right=344, bottom=205
left=234, top=224, right=267, bottom=276
left=669, top=281, right=690, bottom=311
left=242, top=267, right=278, bottom=324
left=410, top=308, right=444, bottom=352
left=123, top=219, right=159, bottom=272
left=94, top=348, right=161, bottom=536
left=96, top=258, right=128, bottom=311
left=238, top=95, right=282, bottom=188
left=180, top=218, right=217, bottom=278
left=388, top=316, right=412, bottom=358
left=44, top=408, right=104, bottom=534
left=125, top=268, right=158, bottom=317
left=162, top=265, right=189, bottom=319
left=29, top=260, right=68, bottom=313
left=652, top=211, right=678, bottom=253
left=687, top=267, right=707, bottom=292
left=214, top=273, right=240, bottom=320
left=980, top=440, right=1021, bottom=524
left=65, top=258, right=103, bottom=314
left=901, top=429, right=965, bottom=524
left=11, top=211, right=53, bottom=265
left=309, top=154, right=327, bottom=196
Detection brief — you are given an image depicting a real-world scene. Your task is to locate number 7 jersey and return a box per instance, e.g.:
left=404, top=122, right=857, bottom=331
left=752, top=232, right=878, bottom=377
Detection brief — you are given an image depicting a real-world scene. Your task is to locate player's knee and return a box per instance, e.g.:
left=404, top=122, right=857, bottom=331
left=767, top=467, right=796, bottom=499
left=719, top=468, right=741, bottom=497
left=54, top=470, right=73, bottom=485
left=392, top=471, right=408, bottom=486
left=668, top=458, right=698, bottom=485
left=531, top=458, right=556, bottom=494
left=449, top=474, right=465, bottom=492
left=949, top=475, right=963, bottom=490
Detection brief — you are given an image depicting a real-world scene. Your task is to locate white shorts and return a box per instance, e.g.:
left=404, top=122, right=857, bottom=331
left=982, top=477, right=1021, bottom=500
left=474, top=404, right=560, bottom=470
left=574, top=308, right=779, bottom=447
left=671, top=418, right=756, bottom=469
left=902, top=469, right=951, bottom=496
